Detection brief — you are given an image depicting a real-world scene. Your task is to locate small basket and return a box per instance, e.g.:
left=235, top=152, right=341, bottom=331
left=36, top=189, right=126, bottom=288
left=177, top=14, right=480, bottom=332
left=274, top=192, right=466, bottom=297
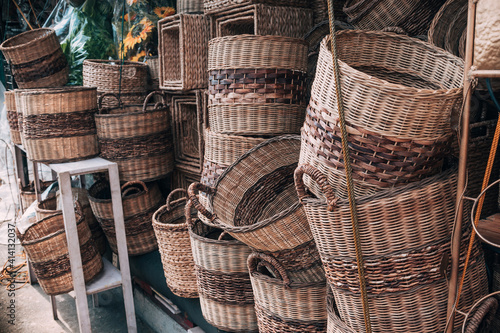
left=20, top=180, right=53, bottom=213
left=5, top=91, right=21, bottom=145
left=82, top=59, right=148, bottom=107
left=95, top=92, right=174, bottom=182
left=178, top=0, right=204, bottom=13
left=87, top=180, right=162, bottom=256
left=0, top=28, right=68, bottom=88
left=203, top=0, right=310, bottom=15
left=17, top=205, right=103, bottom=296
left=248, top=252, right=327, bottom=332
left=152, top=189, right=198, bottom=298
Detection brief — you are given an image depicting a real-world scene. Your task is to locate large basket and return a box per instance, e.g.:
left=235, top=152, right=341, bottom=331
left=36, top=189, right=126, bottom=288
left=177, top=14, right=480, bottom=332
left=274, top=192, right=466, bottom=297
left=201, top=159, right=228, bottom=188
left=203, top=0, right=309, bottom=15
left=95, top=92, right=174, bottom=182
left=178, top=0, right=204, bottom=13
left=152, top=189, right=198, bottom=298
left=428, top=0, right=467, bottom=58
left=82, top=59, right=148, bottom=107
left=17, top=206, right=103, bottom=295
left=188, top=212, right=257, bottom=332
left=87, top=180, right=162, bottom=256
left=248, top=252, right=327, bottom=332
left=16, top=87, right=99, bottom=163
left=0, top=28, right=68, bottom=88
left=5, top=91, right=21, bottom=145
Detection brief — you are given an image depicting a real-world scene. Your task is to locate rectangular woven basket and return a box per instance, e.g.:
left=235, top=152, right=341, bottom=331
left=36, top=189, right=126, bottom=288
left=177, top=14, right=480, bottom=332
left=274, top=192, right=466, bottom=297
left=203, top=0, right=309, bottom=15
left=158, top=14, right=210, bottom=91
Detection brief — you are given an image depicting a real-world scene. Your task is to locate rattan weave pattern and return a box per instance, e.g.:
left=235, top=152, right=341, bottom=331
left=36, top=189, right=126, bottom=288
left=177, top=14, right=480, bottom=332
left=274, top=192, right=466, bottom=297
left=5, top=91, right=21, bottom=145
left=428, top=0, right=467, bottom=57
left=203, top=0, right=309, bottom=14
left=201, top=159, right=229, bottom=188
left=178, top=0, right=204, bottom=13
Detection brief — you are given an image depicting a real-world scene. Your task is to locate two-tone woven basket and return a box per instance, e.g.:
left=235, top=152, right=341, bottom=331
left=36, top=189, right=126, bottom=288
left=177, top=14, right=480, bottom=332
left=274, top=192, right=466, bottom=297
left=5, top=91, right=21, bottom=145
left=152, top=189, right=198, bottom=298
left=88, top=180, right=162, bottom=256
left=95, top=92, right=174, bottom=182
left=0, top=28, right=68, bottom=88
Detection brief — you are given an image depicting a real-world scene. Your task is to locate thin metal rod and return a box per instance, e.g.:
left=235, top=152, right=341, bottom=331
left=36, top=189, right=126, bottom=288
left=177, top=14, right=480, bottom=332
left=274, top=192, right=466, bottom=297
left=469, top=70, right=500, bottom=78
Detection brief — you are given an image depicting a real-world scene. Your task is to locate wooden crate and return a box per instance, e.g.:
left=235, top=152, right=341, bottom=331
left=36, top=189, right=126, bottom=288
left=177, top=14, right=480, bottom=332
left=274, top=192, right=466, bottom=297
left=204, top=0, right=309, bottom=15
left=158, top=14, right=210, bottom=91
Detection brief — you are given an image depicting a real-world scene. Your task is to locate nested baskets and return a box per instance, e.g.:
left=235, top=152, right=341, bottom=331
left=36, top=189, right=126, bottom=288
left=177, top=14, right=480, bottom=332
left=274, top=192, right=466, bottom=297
left=248, top=252, right=327, bottom=333
left=0, top=28, right=68, bottom=88
left=88, top=180, right=162, bottom=256
left=5, top=91, right=21, bottom=145
left=16, top=87, right=99, bottom=163
left=188, top=216, right=257, bottom=332
left=17, top=206, right=103, bottom=296
left=95, top=92, right=174, bottom=182
left=152, top=189, right=198, bottom=298
left=158, top=14, right=210, bottom=91
left=203, top=0, right=310, bottom=15
left=82, top=60, right=148, bottom=107
left=178, top=0, right=204, bottom=13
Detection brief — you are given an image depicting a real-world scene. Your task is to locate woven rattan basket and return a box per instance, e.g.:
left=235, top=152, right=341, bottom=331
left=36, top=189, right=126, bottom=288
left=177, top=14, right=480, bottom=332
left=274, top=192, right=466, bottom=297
left=178, top=0, right=204, bottom=13
left=327, top=284, right=356, bottom=333
left=0, top=28, right=68, bottom=88
left=145, top=56, right=160, bottom=91
left=428, top=0, right=467, bottom=57
left=201, top=159, right=228, bottom=188
left=188, top=209, right=257, bottom=332
left=19, top=180, right=53, bottom=213
left=88, top=180, right=161, bottom=256
left=82, top=59, right=148, bottom=107
left=95, top=92, right=174, bottom=182
left=17, top=206, right=103, bottom=296
left=311, top=0, right=347, bottom=24
left=5, top=91, right=21, bottom=145
left=16, top=87, right=99, bottom=163
left=152, top=189, right=198, bottom=298
left=158, top=14, right=210, bottom=91
left=248, top=252, right=327, bottom=332
left=203, top=0, right=309, bottom=15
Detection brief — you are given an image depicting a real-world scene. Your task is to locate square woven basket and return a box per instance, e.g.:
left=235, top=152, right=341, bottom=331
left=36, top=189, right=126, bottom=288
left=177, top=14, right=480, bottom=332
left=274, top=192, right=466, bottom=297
left=203, top=0, right=309, bottom=15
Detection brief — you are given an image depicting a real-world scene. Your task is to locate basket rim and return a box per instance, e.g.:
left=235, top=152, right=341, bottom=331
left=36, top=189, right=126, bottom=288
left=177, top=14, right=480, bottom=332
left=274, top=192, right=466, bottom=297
left=188, top=220, right=245, bottom=246
left=87, top=180, right=150, bottom=203
left=16, top=86, right=96, bottom=96
left=209, top=33, right=309, bottom=47
left=152, top=203, right=188, bottom=229
left=35, top=196, right=58, bottom=214
left=83, top=59, right=148, bottom=68
left=21, top=211, right=84, bottom=245
left=96, top=105, right=169, bottom=117
left=0, top=28, right=54, bottom=50
left=250, top=270, right=326, bottom=288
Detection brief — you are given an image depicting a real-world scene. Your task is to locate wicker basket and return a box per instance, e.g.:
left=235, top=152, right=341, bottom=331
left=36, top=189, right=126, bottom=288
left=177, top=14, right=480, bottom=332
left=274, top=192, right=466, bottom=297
left=145, top=55, right=160, bottom=91
left=158, top=14, right=210, bottom=91
left=248, top=252, right=327, bottom=332
left=19, top=180, right=53, bottom=213
left=16, top=87, right=99, bottom=163
left=203, top=0, right=309, bottom=15
left=17, top=206, right=103, bottom=296
left=152, top=189, right=198, bottom=298
left=82, top=59, right=148, bottom=107
left=201, top=159, right=228, bottom=188
left=188, top=213, right=257, bottom=332
left=172, top=167, right=201, bottom=191
left=311, top=0, right=347, bottom=24
left=0, top=28, right=68, bottom=88
left=87, top=180, right=162, bottom=256
left=327, top=285, right=356, bottom=333
left=428, top=0, right=467, bottom=57
left=35, top=189, right=107, bottom=256
left=95, top=92, right=174, bottom=182
left=5, top=91, right=21, bottom=145
left=178, top=0, right=204, bottom=13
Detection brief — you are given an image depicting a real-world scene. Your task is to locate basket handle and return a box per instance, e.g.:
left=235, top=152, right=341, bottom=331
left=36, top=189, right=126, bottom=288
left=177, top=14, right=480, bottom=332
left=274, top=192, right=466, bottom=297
left=294, top=164, right=338, bottom=212
left=142, top=91, right=166, bottom=112
left=98, top=93, right=122, bottom=112
left=381, top=26, right=408, bottom=35
left=247, top=252, right=291, bottom=288
left=166, top=188, right=188, bottom=211
left=187, top=182, right=225, bottom=229
left=217, top=231, right=231, bottom=241
left=121, top=180, right=148, bottom=198
left=463, top=296, right=498, bottom=333
left=185, top=198, right=196, bottom=229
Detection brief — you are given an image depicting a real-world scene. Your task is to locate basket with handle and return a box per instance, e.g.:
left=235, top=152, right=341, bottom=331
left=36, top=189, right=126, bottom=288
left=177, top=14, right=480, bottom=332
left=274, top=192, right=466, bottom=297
left=152, top=189, right=198, bottom=298
left=5, top=91, right=21, bottom=145
left=248, top=252, right=327, bottom=332
left=187, top=200, right=257, bottom=332
left=95, top=92, right=174, bottom=182
left=0, top=28, right=68, bottom=88
left=17, top=203, right=103, bottom=296
left=87, top=180, right=162, bottom=256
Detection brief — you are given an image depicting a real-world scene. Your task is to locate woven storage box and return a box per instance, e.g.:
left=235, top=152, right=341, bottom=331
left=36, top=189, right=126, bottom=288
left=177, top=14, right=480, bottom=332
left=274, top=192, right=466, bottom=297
left=5, top=90, right=21, bottom=145
left=17, top=207, right=103, bottom=296
left=95, top=92, right=174, bottom=182
left=248, top=252, right=327, bottom=332
left=204, top=0, right=309, bottom=15
left=188, top=214, right=257, bottom=332
left=82, top=59, right=148, bottom=107
left=16, top=87, right=99, bottom=163
left=0, top=28, right=68, bottom=88
left=36, top=189, right=107, bottom=256
left=88, top=180, right=161, bottom=256
left=152, top=189, right=198, bottom=298
left=209, top=4, right=313, bottom=39
left=428, top=0, right=467, bottom=57
left=295, top=165, right=489, bottom=332
left=158, top=14, right=210, bottom=91
left=178, top=0, right=204, bottom=13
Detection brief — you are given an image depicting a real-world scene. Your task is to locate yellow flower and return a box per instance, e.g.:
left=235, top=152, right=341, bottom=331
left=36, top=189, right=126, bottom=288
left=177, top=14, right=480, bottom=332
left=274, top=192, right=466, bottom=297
left=154, top=6, right=175, bottom=19
left=122, top=18, right=154, bottom=53
left=130, top=50, right=147, bottom=62
left=123, top=13, right=137, bottom=22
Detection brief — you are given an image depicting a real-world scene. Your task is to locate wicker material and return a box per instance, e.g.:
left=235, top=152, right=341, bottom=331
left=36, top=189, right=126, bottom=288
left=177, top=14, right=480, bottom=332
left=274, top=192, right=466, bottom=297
left=82, top=60, right=148, bottom=107
left=201, top=159, right=228, bottom=187
left=16, top=87, right=99, bottom=163
left=152, top=189, right=198, bottom=298
left=20, top=180, right=53, bottom=213
left=95, top=92, right=174, bottom=182
left=87, top=180, right=161, bottom=256
left=248, top=252, right=327, bottom=333
left=204, top=0, right=309, bottom=15
left=188, top=217, right=257, bottom=332
left=17, top=208, right=103, bottom=296
left=327, top=285, right=356, bottom=333
left=178, top=0, right=204, bottom=13
left=5, top=91, right=21, bottom=145
left=311, top=32, right=463, bottom=140
left=158, top=14, right=209, bottom=91
left=428, top=0, right=468, bottom=57
left=0, top=28, right=68, bottom=88
left=145, top=56, right=159, bottom=91
left=172, top=167, right=201, bottom=191
left=311, top=0, right=347, bottom=24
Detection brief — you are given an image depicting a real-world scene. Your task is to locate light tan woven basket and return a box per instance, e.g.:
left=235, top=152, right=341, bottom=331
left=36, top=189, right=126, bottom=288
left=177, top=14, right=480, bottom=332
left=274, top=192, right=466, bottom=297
left=5, top=91, right=21, bottom=145
left=428, top=0, right=467, bottom=57
left=203, top=0, right=309, bottom=15
left=178, top=0, right=204, bottom=13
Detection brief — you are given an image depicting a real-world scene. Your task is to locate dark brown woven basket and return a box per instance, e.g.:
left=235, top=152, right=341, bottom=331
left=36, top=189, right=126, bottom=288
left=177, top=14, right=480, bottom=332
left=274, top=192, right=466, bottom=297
left=17, top=207, right=103, bottom=296
left=95, top=92, right=174, bottom=182
left=0, top=28, right=68, bottom=88
left=178, top=0, right=204, bottom=13
left=428, top=0, right=468, bottom=57
left=5, top=91, right=21, bottom=145
left=152, top=189, right=198, bottom=298
left=87, top=180, right=162, bottom=256
left=203, top=0, right=310, bottom=15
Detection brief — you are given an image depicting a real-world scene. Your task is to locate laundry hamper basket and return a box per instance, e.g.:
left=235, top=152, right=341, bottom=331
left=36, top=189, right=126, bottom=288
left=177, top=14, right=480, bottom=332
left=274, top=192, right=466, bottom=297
left=152, top=189, right=198, bottom=298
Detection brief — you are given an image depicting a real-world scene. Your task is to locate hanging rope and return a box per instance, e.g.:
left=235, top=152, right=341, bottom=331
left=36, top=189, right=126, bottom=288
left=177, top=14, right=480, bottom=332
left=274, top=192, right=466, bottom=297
left=327, top=1, right=372, bottom=332
left=12, top=0, right=33, bottom=31
left=118, top=0, right=126, bottom=100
